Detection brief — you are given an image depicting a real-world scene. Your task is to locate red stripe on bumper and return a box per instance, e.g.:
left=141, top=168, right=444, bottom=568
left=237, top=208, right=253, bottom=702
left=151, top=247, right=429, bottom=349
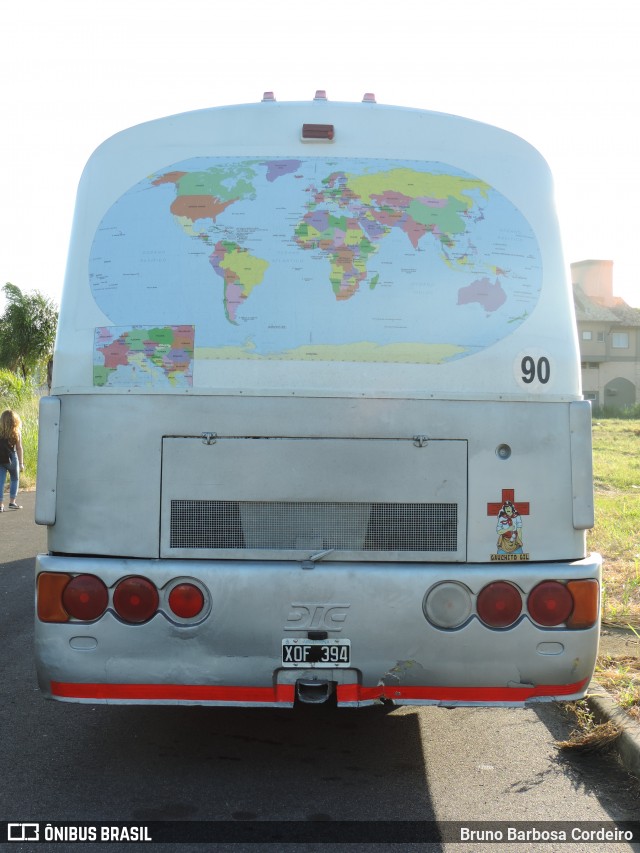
left=339, top=679, right=589, bottom=703
left=51, top=678, right=589, bottom=704
left=51, top=682, right=296, bottom=703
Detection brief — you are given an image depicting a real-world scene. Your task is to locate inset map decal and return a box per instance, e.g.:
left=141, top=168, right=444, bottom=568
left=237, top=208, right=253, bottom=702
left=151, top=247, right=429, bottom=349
left=93, top=325, right=194, bottom=388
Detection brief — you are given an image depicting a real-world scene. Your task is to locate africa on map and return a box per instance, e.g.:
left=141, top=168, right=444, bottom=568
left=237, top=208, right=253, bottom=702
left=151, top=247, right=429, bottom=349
left=89, top=156, right=542, bottom=377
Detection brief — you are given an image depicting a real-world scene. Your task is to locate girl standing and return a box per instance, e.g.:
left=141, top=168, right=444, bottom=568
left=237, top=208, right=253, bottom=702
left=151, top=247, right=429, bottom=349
left=0, top=409, right=24, bottom=511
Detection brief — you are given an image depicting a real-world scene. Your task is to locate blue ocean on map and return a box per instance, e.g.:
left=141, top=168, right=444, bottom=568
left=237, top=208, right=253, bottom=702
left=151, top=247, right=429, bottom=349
left=89, top=157, right=542, bottom=363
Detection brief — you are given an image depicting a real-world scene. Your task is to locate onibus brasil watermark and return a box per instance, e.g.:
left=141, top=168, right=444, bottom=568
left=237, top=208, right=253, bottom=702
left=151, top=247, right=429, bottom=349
left=4, top=820, right=639, bottom=844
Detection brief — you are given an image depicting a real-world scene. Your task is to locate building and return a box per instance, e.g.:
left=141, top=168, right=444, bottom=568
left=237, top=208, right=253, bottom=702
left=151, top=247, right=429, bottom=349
left=572, top=259, right=640, bottom=411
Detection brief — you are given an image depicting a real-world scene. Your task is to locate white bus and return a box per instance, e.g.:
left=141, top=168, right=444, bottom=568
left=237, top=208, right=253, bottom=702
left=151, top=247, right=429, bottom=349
left=35, top=92, right=600, bottom=708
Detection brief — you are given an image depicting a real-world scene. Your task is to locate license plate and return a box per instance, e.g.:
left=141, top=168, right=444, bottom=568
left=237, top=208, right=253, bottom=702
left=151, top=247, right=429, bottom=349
left=281, top=639, right=351, bottom=668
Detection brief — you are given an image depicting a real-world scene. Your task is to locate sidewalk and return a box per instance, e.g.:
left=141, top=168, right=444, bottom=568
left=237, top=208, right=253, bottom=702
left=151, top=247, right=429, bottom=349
left=587, top=679, right=640, bottom=780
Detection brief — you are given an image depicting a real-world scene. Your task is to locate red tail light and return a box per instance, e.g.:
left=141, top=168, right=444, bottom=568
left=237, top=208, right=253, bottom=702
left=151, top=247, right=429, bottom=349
left=476, top=581, right=522, bottom=628
left=62, top=574, right=109, bottom=621
left=168, top=583, right=205, bottom=619
left=113, top=577, right=159, bottom=623
left=527, top=581, right=573, bottom=627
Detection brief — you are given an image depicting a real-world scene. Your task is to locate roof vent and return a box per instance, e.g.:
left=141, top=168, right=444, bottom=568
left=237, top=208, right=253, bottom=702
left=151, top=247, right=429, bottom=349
left=262, top=91, right=276, bottom=102
left=362, top=92, right=376, bottom=103
left=314, top=90, right=328, bottom=101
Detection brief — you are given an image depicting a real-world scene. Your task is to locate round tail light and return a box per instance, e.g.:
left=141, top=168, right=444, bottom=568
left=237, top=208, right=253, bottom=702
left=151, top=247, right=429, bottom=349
left=62, top=574, right=109, bottom=621
left=168, top=583, right=205, bottom=619
left=113, top=576, right=159, bottom=623
left=527, top=581, right=573, bottom=626
left=423, top=582, right=473, bottom=628
left=476, top=582, right=522, bottom=628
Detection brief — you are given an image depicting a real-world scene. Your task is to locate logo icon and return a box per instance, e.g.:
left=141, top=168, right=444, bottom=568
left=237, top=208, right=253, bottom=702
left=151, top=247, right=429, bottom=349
left=284, top=603, right=350, bottom=632
left=8, top=824, right=40, bottom=842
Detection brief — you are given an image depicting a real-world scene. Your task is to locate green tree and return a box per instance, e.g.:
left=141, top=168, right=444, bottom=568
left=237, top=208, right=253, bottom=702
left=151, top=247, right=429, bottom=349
left=0, top=283, right=58, bottom=381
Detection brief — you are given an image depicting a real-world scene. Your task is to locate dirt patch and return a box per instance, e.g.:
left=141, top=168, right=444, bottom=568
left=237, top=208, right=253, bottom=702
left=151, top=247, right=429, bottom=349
left=599, top=625, right=640, bottom=658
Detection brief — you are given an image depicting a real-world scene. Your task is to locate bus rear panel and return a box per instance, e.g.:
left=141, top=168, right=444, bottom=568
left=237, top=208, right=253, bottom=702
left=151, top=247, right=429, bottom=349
left=35, top=94, right=600, bottom=708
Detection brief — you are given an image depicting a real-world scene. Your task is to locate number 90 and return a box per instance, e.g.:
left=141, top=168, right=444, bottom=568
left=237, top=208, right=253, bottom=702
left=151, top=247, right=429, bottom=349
left=521, top=355, right=550, bottom=384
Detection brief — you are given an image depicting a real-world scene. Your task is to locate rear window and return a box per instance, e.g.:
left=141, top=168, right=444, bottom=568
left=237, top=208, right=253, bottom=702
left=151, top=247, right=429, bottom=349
left=89, top=156, right=542, bottom=388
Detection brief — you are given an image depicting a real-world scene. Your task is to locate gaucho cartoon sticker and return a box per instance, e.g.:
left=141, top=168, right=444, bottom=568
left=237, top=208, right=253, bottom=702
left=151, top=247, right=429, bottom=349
left=496, top=500, right=523, bottom=554
left=487, top=488, right=530, bottom=561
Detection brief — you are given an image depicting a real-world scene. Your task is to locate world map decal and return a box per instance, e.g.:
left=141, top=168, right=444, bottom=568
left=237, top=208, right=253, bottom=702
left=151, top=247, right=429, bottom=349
left=89, top=157, right=542, bottom=373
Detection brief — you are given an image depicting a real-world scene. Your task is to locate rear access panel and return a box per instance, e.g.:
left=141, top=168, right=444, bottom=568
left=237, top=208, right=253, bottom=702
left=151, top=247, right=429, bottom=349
left=161, top=437, right=467, bottom=561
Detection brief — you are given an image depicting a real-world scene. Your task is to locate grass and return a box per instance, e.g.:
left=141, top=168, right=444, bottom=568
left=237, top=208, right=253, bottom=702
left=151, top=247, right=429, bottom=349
left=556, top=700, right=620, bottom=752
left=590, top=419, right=640, bottom=626
left=588, top=418, right=640, bottom=722
left=595, top=652, right=640, bottom=722
left=0, top=389, right=39, bottom=495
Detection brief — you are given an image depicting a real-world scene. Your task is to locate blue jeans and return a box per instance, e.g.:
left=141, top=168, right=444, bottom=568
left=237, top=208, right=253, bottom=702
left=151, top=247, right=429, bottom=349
left=0, top=450, right=19, bottom=503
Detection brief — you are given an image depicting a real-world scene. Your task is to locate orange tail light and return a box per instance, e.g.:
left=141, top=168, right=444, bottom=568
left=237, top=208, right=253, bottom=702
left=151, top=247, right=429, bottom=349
left=566, top=579, right=600, bottom=629
left=37, top=572, right=71, bottom=623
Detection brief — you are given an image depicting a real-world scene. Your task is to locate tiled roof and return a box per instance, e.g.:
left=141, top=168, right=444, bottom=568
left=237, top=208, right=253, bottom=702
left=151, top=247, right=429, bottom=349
left=611, top=301, right=640, bottom=326
left=573, top=284, right=620, bottom=322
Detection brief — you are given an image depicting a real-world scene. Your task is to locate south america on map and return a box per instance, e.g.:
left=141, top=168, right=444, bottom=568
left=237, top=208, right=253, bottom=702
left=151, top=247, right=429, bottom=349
left=89, top=157, right=542, bottom=366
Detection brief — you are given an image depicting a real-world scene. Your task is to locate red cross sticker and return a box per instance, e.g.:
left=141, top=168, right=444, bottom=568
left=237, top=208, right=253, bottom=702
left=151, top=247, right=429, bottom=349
left=487, top=488, right=530, bottom=517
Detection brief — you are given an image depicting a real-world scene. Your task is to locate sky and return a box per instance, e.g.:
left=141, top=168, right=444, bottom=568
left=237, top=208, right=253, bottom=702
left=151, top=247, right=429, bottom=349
left=1, top=0, right=639, bottom=311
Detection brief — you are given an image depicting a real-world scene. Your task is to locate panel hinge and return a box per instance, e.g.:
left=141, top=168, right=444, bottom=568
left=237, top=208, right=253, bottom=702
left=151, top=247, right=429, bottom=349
left=201, top=432, right=217, bottom=445
left=413, top=435, right=429, bottom=447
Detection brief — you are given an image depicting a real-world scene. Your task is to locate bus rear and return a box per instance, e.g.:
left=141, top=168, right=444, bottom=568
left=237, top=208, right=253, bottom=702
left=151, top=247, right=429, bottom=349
left=35, top=93, right=600, bottom=708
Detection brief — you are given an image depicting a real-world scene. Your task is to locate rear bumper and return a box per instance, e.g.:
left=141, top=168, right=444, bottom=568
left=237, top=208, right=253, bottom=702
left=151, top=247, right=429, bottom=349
left=35, top=553, right=601, bottom=708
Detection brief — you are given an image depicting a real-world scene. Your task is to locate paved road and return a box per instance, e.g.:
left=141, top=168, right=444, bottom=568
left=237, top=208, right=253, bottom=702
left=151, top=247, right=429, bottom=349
left=1, top=493, right=640, bottom=852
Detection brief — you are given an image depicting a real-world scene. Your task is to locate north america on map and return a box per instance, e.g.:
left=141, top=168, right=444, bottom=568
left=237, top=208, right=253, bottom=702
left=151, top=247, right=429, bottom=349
left=89, top=157, right=542, bottom=367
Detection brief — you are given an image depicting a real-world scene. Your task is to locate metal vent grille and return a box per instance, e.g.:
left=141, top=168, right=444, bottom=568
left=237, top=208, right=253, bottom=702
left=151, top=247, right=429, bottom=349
left=170, top=500, right=458, bottom=552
